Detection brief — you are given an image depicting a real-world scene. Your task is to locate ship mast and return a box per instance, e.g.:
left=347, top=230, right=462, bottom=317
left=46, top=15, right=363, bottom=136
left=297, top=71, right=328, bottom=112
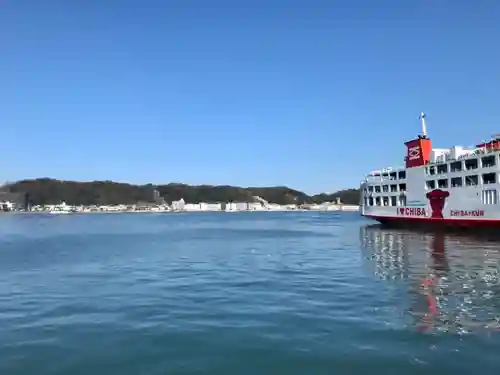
left=419, top=112, right=427, bottom=138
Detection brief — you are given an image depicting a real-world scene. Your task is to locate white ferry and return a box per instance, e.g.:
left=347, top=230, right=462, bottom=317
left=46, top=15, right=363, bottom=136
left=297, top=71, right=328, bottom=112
left=360, top=113, right=500, bottom=229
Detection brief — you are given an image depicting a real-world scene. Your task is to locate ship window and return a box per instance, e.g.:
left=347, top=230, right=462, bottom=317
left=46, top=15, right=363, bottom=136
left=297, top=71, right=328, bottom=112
left=375, top=186, right=381, bottom=193
left=382, top=185, right=389, bottom=192
left=437, top=164, right=448, bottom=174
left=450, top=161, right=462, bottom=172
left=375, top=197, right=381, bottom=206
left=383, top=197, right=389, bottom=206
left=389, top=172, right=397, bottom=180
left=438, top=179, right=448, bottom=188
left=390, top=184, right=398, bottom=192
left=391, top=196, right=397, bottom=206
left=426, top=180, right=436, bottom=189
left=465, top=175, right=479, bottom=186
left=451, top=177, right=463, bottom=187
left=368, top=186, right=374, bottom=192
left=482, top=172, right=496, bottom=184
left=428, top=166, right=436, bottom=175
left=465, top=159, right=478, bottom=170
left=399, top=196, right=406, bottom=206
left=368, top=197, right=374, bottom=206
left=399, top=183, right=406, bottom=192
left=482, top=189, right=498, bottom=205
left=482, top=155, right=496, bottom=168
left=398, top=171, right=406, bottom=179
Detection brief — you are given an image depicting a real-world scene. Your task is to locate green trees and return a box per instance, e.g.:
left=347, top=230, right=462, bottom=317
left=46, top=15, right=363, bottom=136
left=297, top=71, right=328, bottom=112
left=5, top=178, right=361, bottom=206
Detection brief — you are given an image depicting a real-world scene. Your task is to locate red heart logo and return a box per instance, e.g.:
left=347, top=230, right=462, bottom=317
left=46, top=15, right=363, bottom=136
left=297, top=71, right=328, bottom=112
left=399, top=208, right=405, bottom=214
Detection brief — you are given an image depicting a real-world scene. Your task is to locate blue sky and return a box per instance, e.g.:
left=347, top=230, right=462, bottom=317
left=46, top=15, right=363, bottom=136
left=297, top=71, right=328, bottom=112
left=1, top=0, right=499, bottom=194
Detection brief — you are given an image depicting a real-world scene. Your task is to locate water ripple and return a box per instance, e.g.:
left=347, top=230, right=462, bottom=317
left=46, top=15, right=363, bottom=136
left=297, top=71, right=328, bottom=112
left=0, top=212, right=499, bottom=374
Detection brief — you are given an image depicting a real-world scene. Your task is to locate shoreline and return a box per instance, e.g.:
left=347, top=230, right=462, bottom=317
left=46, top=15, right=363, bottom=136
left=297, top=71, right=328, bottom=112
left=3, top=207, right=360, bottom=215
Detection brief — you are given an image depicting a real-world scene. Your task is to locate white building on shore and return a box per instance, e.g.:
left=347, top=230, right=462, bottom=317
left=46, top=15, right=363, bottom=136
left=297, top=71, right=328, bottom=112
left=1, top=200, right=14, bottom=211
left=200, top=203, right=222, bottom=211
left=182, top=203, right=220, bottom=211
left=171, top=198, right=185, bottom=211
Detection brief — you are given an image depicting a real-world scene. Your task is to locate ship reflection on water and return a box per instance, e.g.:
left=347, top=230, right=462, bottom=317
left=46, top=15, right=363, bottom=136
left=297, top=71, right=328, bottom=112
left=360, top=225, right=500, bottom=334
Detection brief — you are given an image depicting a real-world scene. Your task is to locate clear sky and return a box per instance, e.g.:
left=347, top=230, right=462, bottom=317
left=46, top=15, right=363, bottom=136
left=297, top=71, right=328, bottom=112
left=1, top=0, right=499, bottom=194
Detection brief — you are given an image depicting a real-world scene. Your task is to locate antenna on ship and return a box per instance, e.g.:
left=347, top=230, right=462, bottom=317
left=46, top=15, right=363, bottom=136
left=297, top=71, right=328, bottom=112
left=419, top=112, right=427, bottom=138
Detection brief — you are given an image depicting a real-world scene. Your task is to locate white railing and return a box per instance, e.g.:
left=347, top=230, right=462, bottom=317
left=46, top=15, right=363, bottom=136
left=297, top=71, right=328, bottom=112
left=432, top=146, right=499, bottom=165
left=363, top=175, right=403, bottom=183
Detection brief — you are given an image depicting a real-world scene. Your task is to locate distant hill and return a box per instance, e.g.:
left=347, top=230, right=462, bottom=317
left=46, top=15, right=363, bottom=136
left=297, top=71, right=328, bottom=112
left=311, top=189, right=361, bottom=206
left=5, top=178, right=361, bottom=206
left=0, top=190, right=24, bottom=204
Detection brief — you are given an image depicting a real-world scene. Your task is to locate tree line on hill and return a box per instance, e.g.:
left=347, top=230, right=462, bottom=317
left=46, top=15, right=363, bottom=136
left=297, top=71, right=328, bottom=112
left=3, top=178, right=361, bottom=207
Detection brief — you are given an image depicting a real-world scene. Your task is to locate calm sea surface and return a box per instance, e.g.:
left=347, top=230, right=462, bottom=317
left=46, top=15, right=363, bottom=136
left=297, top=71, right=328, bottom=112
left=1, top=212, right=499, bottom=374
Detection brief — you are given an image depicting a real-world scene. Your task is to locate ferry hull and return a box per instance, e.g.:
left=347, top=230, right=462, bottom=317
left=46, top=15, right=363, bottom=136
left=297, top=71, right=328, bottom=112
left=363, top=214, right=500, bottom=231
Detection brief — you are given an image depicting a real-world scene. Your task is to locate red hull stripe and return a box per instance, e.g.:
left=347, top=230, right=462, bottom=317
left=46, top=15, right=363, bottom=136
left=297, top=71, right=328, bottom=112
left=363, top=214, right=500, bottom=228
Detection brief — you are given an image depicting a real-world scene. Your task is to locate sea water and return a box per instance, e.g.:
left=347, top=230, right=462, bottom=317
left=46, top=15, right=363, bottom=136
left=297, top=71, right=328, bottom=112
left=0, top=212, right=499, bottom=374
